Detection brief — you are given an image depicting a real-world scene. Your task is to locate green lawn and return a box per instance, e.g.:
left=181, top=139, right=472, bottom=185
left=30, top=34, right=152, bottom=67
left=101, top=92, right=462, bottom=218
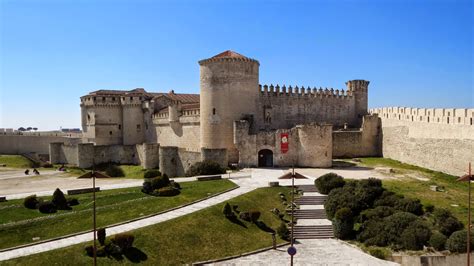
left=4, top=186, right=291, bottom=265
left=357, top=157, right=470, bottom=225
left=0, top=179, right=237, bottom=250
left=0, top=155, right=35, bottom=168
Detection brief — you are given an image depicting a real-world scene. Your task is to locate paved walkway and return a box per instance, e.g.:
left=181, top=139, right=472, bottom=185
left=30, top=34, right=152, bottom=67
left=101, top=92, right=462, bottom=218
left=211, top=239, right=398, bottom=266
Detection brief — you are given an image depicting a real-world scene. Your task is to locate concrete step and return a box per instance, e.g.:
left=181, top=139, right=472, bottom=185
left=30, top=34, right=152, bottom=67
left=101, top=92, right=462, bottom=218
left=290, top=225, right=334, bottom=239
left=297, top=185, right=319, bottom=193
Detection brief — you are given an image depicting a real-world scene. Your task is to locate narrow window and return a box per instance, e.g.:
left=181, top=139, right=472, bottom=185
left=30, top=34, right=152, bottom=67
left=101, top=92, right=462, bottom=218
left=118, top=124, right=121, bottom=130
left=112, top=97, right=115, bottom=101
left=213, top=108, right=216, bottom=115
left=419, top=116, right=422, bottom=121
left=137, top=124, right=141, bottom=132
left=447, top=117, right=449, bottom=124
left=93, top=97, right=96, bottom=101
left=458, top=117, right=461, bottom=123
left=471, top=118, right=473, bottom=125
left=438, top=118, right=440, bottom=122
left=102, top=97, right=105, bottom=102
left=109, top=131, right=112, bottom=135
left=145, top=122, right=148, bottom=130
left=87, top=114, right=90, bottom=122
left=427, top=117, right=430, bottom=123
left=130, top=97, right=133, bottom=100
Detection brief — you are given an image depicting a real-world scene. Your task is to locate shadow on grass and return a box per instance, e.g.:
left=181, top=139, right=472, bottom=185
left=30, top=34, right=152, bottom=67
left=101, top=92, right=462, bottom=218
left=226, top=215, right=247, bottom=228
left=255, top=220, right=275, bottom=233
left=123, top=247, right=148, bottom=263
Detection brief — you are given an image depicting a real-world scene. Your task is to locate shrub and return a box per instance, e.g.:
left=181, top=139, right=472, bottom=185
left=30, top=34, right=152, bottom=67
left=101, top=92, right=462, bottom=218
left=373, top=191, right=404, bottom=208
left=185, top=160, right=225, bottom=177
left=105, top=165, right=125, bottom=177
left=104, top=242, right=121, bottom=256
left=433, top=208, right=464, bottom=236
left=156, top=186, right=180, bottom=197
left=84, top=245, right=106, bottom=257
left=170, top=180, right=181, bottom=190
left=395, top=198, right=423, bottom=215
left=358, top=206, right=395, bottom=223
left=367, top=247, right=390, bottom=260
left=446, top=230, right=474, bottom=253
left=424, top=203, right=435, bottom=213
left=38, top=201, right=57, bottom=214
left=382, top=212, right=418, bottom=247
left=249, top=210, right=261, bottom=222
left=142, top=180, right=153, bottom=194
left=277, top=222, right=290, bottom=241
left=112, top=233, right=135, bottom=251
left=52, top=188, right=70, bottom=210
left=239, top=212, right=252, bottom=222
left=97, top=228, right=106, bottom=246
left=24, top=195, right=39, bottom=209
left=357, top=219, right=388, bottom=247
left=144, top=169, right=161, bottom=179
left=400, top=219, right=432, bottom=250
left=223, top=202, right=234, bottom=218
left=429, top=231, right=447, bottom=251
left=314, top=173, right=345, bottom=194
left=151, top=175, right=170, bottom=190
left=67, top=198, right=79, bottom=206
left=333, top=207, right=354, bottom=240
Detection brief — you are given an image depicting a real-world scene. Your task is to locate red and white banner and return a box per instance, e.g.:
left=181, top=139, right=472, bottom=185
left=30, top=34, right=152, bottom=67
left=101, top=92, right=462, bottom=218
left=281, top=133, right=289, bottom=153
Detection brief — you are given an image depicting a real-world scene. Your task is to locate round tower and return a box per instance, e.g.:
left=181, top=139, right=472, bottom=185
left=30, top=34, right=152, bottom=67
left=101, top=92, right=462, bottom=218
left=199, top=50, right=260, bottom=163
left=346, top=79, right=370, bottom=127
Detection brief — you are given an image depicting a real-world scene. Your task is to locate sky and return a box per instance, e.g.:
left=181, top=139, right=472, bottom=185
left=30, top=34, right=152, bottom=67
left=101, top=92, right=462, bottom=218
left=0, top=0, right=472, bottom=130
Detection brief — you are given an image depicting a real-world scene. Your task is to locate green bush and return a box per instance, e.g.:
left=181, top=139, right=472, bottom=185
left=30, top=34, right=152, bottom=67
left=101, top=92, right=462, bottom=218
left=156, top=186, right=180, bottom=197
left=433, top=208, right=463, bottom=236
left=67, top=198, right=79, bottom=206
left=367, top=247, right=390, bottom=260
left=429, top=231, right=447, bottom=251
left=277, top=222, right=290, bottom=241
left=373, top=191, right=404, bottom=208
left=38, top=201, right=57, bottom=214
left=358, top=206, right=395, bottom=223
left=52, top=188, right=70, bottom=210
left=357, top=219, right=388, bottom=247
left=395, top=198, right=423, bottom=215
left=333, top=207, right=354, bottom=240
left=400, top=219, right=432, bottom=250
left=446, top=230, right=474, bottom=253
left=112, top=233, right=135, bottom=251
left=424, top=203, right=435, bottom=213
left=144, top=169, right=161, bottom=179
left=97, top=228, right=106, bottom=246
left=105, top=165, right=125, bottom=177
left=170, top=180, right=181, bottom=190
left=223, top=202, right=234, bottom=218
left=151, top=175, right=170, bottom=190
left=24, top=195, right=39, bottom=209
left=314, top=173, right=345, bottom=194
left=382, top=212, right=418, bottom=247
left=142, top=180, right=153, bottom=194
left=185, top=160, right=225, bottom=177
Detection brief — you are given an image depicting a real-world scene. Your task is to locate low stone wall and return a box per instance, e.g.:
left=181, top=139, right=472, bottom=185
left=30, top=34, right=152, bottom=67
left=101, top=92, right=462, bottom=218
left=391, top=252, right=474, bottom=266
left=159, top=146, right=201, bottom=177
left=0, top=135, right=81, bottom=155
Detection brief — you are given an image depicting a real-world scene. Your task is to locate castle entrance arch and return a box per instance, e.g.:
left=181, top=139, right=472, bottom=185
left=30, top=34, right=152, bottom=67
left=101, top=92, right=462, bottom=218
left=258, top=149, right=273, bottom=167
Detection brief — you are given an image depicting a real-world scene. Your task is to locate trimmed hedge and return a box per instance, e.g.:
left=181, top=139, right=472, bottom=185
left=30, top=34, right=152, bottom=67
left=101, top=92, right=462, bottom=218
left=112, top=233, right=135, bottom=251
left=429, top=231, right=447, bottom=251
left=105, top=165, right=125, bottom=177
left=185, top=160, right=225, bottom=177
left=38, top=201, right=57, bottom=214
left=156, top=186, right=180, bottom=197
left=314, top=173, right=345, bottom=195
left=98, top=228, right=106, bottom=246
left=433, top=208, right=464, bottom=237
left=144, top=169, right=161, bottom=179
left=333, top=207, right=354, bottom=240
left=446, top=230, right=474, bottom=253
left=400, top=219, right=432, bottom=250
left=52, top=188, right=70, bottom=210
left=277, top=222, right=290, bottom=241
left=24, top=195, right=39, bottom=209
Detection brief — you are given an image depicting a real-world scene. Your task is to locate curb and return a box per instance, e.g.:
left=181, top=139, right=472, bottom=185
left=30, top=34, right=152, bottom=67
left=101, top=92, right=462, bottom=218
left=0, top=184, right=240, bottom=254
left=192, top=242, right=290, bottom=265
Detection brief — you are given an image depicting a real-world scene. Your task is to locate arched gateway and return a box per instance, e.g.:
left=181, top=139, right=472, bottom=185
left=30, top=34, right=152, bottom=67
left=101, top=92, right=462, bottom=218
left=258, top=149, right=273, bottom=167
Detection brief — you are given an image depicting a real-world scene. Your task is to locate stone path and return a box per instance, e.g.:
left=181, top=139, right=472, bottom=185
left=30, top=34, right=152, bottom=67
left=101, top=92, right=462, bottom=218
left=211, top=239, right=398, bottom=265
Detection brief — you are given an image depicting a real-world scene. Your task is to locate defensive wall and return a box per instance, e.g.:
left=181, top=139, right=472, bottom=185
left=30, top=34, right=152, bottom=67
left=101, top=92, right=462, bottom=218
left=370, top=107, right=474, bottom=176
left=50, top=142, right=159, bottom=169
left=234, top=121, right=333, bottom=168
left=153, top=109, right=201, bottom=152
left=256, top=80, right=368, bottom=130
left=0, top=135, right=81, bottom=156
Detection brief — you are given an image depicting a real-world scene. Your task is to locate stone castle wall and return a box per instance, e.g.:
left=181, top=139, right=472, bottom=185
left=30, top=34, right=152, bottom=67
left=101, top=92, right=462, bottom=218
left=371, top=107, right=474, bottom=176
left=234, top=120, right=333, bottom=167
left=153, top=112, right=201, bottom=152
left=0, top=135, right=81, bottom=155
left=332, top=115, right=382, bottom=158
left=158, top=146, right=201, bottom=177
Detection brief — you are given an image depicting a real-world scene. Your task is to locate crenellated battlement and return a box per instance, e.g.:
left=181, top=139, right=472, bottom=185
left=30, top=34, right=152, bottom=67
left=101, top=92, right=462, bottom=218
left=370, top=107, right=474, bottom=126
left=259, top=84, right=353, bottom=98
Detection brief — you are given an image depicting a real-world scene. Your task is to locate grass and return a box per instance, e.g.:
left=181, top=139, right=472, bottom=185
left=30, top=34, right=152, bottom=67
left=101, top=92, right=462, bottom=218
left=0, top=179, right=237, bottom=250
left=0, top=155, right=35, bottom=168
left=356, top=157, right=470, bottom=225
left=4, top=186, right=291, bottom=265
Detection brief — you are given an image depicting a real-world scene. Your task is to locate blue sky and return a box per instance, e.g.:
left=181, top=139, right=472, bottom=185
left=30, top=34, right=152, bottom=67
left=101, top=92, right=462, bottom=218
left=0, top=0, right=472, bottom=130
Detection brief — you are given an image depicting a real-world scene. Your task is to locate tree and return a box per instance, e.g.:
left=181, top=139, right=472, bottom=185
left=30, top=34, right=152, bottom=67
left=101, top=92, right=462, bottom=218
left=33, top=127, right=38, bottom=131
left=18, top=127, right=26, bottom=131
left=26, top=127, right=32, bottom=131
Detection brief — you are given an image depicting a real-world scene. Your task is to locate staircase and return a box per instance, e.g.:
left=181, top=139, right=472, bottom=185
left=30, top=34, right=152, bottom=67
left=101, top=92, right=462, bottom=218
left=286, top=184, right=334, bottom=240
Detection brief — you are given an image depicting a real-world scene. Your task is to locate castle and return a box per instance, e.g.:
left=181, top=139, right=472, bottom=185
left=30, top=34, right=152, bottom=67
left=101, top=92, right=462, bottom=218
left=68, top=50, right=381, bottom=176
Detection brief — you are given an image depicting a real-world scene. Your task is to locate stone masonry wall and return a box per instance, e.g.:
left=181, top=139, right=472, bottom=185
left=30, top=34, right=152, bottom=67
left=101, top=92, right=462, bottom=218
left=159, top=146, right=201, bottom=177
left=0, top=135, right=81, bottom=155
left=370, top=107, right=474, bottom=176
left=153, top=115, right=201, bottom=152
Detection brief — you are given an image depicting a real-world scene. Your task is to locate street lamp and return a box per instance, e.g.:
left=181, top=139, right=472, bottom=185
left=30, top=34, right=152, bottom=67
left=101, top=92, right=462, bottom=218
left=457, top=162, right=473, bottom=266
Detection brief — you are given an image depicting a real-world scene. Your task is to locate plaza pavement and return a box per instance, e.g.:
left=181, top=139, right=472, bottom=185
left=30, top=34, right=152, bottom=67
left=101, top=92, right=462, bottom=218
left=0, top=167, right=399, bottom=264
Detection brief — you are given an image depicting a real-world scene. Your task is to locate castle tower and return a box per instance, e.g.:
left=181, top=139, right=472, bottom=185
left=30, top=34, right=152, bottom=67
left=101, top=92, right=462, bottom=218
left=346, top=79, right=370, bottom=127
left=199, top=50, right=260, bottom=163
left=121, top=91, right=146, bottom=145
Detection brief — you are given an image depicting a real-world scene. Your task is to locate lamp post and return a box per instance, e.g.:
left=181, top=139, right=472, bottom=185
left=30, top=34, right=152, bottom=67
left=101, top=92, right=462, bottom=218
left=457, top=162, right=473, bottom=266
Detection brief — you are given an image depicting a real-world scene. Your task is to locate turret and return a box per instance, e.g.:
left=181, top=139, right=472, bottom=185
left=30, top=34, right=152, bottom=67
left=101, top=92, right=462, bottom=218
left=346, top=79, right=369, bottom=127
left=198, top=50, right=260, bottom=163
